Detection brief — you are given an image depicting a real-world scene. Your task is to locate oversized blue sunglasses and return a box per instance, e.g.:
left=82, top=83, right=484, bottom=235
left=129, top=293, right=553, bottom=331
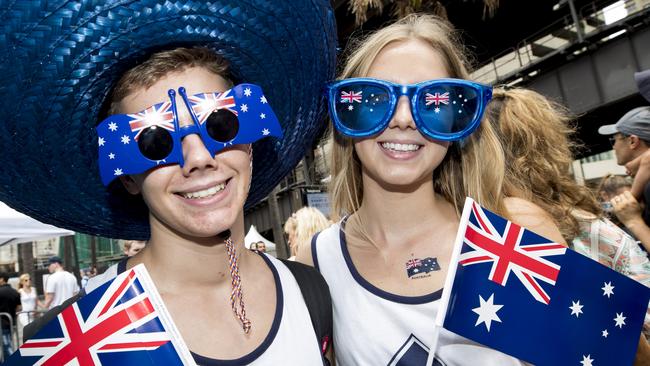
left=326, top=78, right=492, bottom=141
left=96, top=83, right=282, bottom=186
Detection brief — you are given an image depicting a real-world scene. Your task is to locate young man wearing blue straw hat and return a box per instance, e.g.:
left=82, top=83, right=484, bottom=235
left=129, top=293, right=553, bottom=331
left=0, top=1, right=336, bottom=364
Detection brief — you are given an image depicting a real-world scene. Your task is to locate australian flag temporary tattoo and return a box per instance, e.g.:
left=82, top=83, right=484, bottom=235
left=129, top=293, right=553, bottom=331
left=406, top=257, right=441, bottom=278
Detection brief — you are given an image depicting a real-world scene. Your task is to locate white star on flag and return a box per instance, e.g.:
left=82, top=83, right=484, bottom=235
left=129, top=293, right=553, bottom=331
left=580, top=354, right=594, bottom=366
left=602, top=329, right=608, bottom=338
left=108, top=153, right=115, bottom=160
left=108, top=122, right=118, bottom=132
left=241, top=104, right=248, bottom=112
left=98, top=137, right=105, bottom=146
left=348, top=105, right=354, bottom=111
left=260, top=113, right=266, bottom=119
left=602, top=281, right=614, bottom=298
left=262, top=128, right=270, bottom=136
left=614, top=312, right=626, bottom=328
left=114, top=168, right=123, bottom=176
left=434, top=107, right=440, bottom=113
left=472, top=293, right=503, bottom=332
left=260, top=95, right=267, bottom=104
left=244, top=88, right=252, bottom=97
left=121, top=135, right=130, bottom=144
left=569, top=300, right=583, bottom=317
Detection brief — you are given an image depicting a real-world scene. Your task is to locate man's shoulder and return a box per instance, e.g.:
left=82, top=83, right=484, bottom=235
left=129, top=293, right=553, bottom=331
left=0, top=284, right=18, bottom=295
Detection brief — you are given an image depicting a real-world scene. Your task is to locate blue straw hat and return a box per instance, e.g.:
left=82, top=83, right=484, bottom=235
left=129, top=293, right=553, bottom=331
left=0, top=0, right=337, bottom=240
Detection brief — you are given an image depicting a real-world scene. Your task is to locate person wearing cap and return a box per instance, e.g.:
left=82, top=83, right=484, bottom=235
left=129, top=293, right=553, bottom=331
left=1, top=1, right=336, bottom=364
left=43, top=256, right=79, bottom=310
left=597, top=107, right=650, bottom=252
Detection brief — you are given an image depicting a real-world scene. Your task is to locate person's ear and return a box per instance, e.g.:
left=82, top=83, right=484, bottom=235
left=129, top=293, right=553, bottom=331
left=627, top=135, right=641, bottom=150
left=119, top=175, right=142, bottom=195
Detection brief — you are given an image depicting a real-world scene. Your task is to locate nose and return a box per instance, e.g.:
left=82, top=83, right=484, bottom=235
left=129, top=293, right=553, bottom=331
left=173, top=91, right=218, bottom=176
left=180, top=133, right=217, bottom=176
left=388, top=95, right=417, bottom=131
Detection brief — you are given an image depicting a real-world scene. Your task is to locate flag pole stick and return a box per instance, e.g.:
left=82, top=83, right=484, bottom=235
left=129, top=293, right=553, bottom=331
left=426, top=197, right=474, bottom=366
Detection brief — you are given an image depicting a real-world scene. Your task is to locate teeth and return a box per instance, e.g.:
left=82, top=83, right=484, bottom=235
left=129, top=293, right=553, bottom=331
left=381, top=142, right=421, bottom=152
left=181, top=183, right=226, bottom=199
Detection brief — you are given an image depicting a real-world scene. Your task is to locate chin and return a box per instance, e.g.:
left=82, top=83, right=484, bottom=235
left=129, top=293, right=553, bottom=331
left=373, top=171, right=434, bottom=191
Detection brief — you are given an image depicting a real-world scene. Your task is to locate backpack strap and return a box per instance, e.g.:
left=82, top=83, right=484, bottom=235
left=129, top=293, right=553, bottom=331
left=279, top=259, right=332, bottom=360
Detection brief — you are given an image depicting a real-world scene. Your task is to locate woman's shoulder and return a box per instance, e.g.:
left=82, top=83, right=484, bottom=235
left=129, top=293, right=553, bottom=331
left=295, top=220, right=341, bottom=267
left=503, top=197, right=566, bottom=245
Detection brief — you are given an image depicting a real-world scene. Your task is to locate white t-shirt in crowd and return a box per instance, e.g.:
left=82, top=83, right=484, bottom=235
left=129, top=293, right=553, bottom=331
left=45, top=270, right=79, bottom=309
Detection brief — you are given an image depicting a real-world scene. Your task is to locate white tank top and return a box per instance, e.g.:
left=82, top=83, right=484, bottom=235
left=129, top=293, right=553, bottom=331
left=312, top=221, right=530, bottom=366
left=87, top=253, right=325, bottom=365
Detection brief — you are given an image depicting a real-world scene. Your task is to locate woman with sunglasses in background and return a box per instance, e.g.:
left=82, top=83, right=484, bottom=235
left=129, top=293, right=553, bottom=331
left=298, top=14, right=564, bottom=365
left=17, top=274, right=44, bottom=326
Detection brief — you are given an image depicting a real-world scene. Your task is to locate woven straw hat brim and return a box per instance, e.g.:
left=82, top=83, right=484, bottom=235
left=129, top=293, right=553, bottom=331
left=0, top=0, right=337, bottom=240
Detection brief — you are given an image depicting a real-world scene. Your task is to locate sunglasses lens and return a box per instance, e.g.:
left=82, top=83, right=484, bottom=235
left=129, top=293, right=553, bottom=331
left=417, top=84, right=480, bottom=137
left=333, top=83, right=391, bottom=135
left=206, top=109, right=239, bottom=142
left=137, top=126, right=173, bottom=160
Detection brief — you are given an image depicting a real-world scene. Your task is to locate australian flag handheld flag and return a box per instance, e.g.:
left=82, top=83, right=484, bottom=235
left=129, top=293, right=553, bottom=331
left=7, top=264, right=196, bottom=365
left=434, top=198, right=650, bottom=366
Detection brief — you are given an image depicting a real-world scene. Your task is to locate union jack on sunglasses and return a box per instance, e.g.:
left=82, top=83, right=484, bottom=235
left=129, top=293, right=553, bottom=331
left=96, top=83, right=282, bottom=186
left=325, top=78, right=492, bottom=141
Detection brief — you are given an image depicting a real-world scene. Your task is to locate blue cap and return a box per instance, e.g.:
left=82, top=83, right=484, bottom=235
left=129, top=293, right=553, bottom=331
left=598, top=107, right=650, bottom=141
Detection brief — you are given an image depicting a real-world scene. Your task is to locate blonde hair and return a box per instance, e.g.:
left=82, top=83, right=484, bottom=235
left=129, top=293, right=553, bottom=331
left=486, top=87, right=602, bottom=242
left=18, top=273, right=30, bottom=290
left=283, top=215, right=297, bottom=236
left=329, top=13, right=506, bottom=220
left=288, top=207, right=331, bottom=256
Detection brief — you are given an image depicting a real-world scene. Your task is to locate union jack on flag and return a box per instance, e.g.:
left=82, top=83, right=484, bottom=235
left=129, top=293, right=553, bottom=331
left=128, top=101, right=175, bottom=141
left=188, top=90, right=238, bottom=124
left=460, top=202, right=566, bottom=304
left=10, top=265, right=196, bottom=365
left=406, top=259, right=422, bottom=270
left=425, top=92, right=450, bottom=106
left=340, top=90, right=362, bottom=103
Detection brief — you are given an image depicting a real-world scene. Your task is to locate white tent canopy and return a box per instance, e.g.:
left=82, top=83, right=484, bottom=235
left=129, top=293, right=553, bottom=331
left=0, top=202, right=74, bottom=246
left=244, top=225, right=276, bottom=252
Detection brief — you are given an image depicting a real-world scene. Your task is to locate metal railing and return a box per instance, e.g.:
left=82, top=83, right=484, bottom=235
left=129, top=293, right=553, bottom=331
left=471, top=0, right=650, bottom=85
left=0, top=312, right=16, bottom=362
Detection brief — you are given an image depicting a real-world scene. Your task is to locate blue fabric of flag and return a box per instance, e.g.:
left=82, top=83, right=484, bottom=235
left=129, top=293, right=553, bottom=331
left=442, top=201, right=650, bottom=366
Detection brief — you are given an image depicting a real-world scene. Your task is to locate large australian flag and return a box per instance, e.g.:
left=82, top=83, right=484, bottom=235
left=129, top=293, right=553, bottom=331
left=435, top=198, right=650, bottom=366
left=7, top=264, right=196, bottom=365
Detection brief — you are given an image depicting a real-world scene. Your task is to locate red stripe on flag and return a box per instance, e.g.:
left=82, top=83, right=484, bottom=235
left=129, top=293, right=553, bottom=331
left=459, top=255, right=492, bottom=265
left=21, top=341, right=62, bottom=348
left=521, top=244, right=566, bottom=252
left=99, top=340, right=169, bottom=350
left=522, top=271, right=550, bottom=304
left=472, top=203, right=493, bottom=235
left=99, top=270, right=136, bottom=317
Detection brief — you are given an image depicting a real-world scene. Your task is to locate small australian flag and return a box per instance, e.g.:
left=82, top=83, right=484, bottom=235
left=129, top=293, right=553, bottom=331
left=407, top=257, right=441, bottom=278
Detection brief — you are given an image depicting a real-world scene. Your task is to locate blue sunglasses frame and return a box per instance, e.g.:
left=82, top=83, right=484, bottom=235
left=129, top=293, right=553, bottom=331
left=326, top=78, right=493, bottom=141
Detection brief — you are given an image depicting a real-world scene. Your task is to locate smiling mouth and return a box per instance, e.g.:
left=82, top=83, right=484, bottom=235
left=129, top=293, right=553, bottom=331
left=380, top=142, right=422, bottom=152
left=179, top=181, right=227, bottom=199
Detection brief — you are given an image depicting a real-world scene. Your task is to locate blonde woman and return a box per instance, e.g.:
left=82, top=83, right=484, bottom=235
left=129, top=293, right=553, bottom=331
left=298, top=14, right=562, bottom=365
left=287, top=207, right=331, bottom=260
left=17, top=274, right=43, bottom=326
left=484, top=87, right=650, bottom=363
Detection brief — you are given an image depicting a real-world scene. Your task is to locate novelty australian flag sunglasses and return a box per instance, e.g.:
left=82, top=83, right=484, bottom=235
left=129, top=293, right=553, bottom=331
left=325, top=78, right=492, bottom=141
left=96, top=83, right=282, bottom=186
